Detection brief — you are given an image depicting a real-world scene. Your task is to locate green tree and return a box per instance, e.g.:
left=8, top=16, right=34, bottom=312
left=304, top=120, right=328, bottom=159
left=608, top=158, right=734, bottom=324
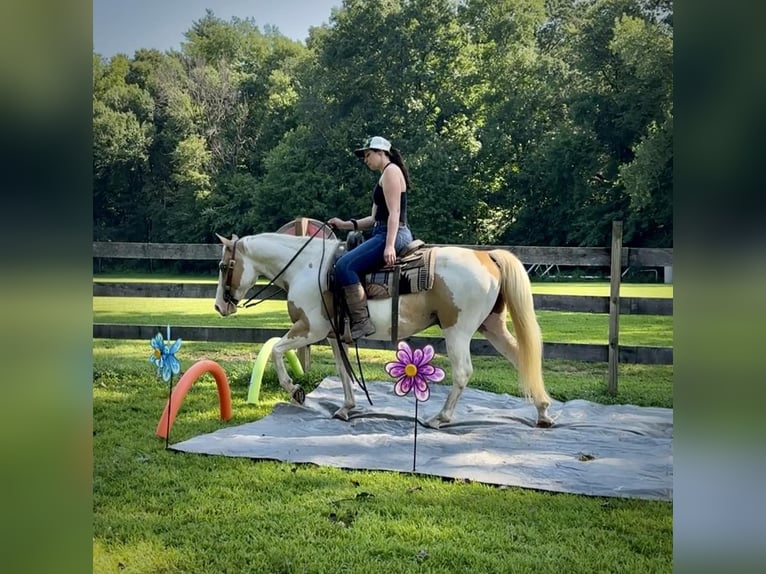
left=610, top=13, right=673, bottom=245
left=93, top=54, right=154, bottom=241
left=554, top=0, right=673, bottom=246
left=461, top=0, right=576, bottom=244
left=92, top=0, right=673, bottom=249
left=289, top=0, right=484, bottom=242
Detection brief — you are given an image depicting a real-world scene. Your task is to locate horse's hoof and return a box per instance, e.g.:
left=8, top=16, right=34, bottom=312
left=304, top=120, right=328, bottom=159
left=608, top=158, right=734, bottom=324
left=425, top=417, right=443, bottom=429
left=536, top=418, right=554, bottom=428
left=333, top=408, right=350, bottom=421
left=291, top=385, right=306, bottom=405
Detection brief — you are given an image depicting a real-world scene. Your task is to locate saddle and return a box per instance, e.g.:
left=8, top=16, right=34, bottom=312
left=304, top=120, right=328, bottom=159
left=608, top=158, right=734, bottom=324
left=330, top=236, right=436, bottom=343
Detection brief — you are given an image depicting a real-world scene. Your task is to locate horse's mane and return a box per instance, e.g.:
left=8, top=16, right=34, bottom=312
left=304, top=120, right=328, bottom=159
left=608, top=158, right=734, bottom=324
left=249, top=231, right=343, bottom=247
left=252, top=231, right=339, bottom=239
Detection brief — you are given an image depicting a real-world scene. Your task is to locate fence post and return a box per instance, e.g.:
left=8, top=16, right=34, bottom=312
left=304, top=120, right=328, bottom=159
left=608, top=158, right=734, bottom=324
left=292, top=217, right=312, bottom=371
left=607, top=221, right=623, bottom=395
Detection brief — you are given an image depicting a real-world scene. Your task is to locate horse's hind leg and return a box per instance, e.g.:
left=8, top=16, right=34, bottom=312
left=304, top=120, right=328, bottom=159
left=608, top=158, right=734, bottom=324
left=427, top=331, right=474, bottom=429
left=480, top=311, right=553, bottom=427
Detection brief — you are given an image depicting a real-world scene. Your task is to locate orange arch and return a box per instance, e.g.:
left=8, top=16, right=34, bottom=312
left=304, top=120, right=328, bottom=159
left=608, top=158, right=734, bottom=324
left=156, top=359, right=232, bottom=439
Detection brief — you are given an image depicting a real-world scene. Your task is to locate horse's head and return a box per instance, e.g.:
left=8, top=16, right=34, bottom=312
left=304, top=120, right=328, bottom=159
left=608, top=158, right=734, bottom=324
left=214, top=233, right=258, bottom=317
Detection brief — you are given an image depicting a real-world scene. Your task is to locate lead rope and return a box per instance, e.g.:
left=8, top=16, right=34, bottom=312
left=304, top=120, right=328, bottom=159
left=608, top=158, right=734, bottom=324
left=233, top=222, right=373, bottom=406
left=318, top=225, right=373, bottom=406
left=238, top=225, right=328, bottom=309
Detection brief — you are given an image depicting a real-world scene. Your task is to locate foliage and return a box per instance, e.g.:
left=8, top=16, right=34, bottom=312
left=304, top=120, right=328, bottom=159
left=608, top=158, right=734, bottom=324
left=93, top=0, right=673, bottom=248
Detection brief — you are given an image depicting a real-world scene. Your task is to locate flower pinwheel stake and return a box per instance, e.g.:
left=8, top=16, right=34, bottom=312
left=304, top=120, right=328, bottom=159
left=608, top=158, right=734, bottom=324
left=149, top=326, right=182, bottom=447
left=385, top=341, right=445, bottom=471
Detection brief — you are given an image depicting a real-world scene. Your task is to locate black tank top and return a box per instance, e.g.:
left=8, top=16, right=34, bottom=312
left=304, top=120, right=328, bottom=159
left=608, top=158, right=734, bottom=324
left=373, top=164, right=407, bottom=225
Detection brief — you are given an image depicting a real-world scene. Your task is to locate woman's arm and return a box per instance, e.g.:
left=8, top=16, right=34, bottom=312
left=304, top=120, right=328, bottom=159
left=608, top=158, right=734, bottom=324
left=328, top=204, right=376, bottom=231
left=381, top=167, right=404, bottom=265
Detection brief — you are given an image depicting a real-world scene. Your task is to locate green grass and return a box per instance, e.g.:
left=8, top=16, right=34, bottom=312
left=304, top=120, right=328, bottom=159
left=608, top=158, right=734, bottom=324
left=93, top=275, right=673, bottom=296
left=95, top=273, right=218, bottom=283
left=93, top=281, right=673, bottom=348
left=531, top=282, right=672, bottom=298
left=94, top=340, right=672, bottom=573
left=94, top=280, right=673, bottom=572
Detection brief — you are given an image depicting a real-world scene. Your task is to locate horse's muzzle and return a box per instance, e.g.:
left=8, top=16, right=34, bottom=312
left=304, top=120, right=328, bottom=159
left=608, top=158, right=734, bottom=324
left=215, top=301, right=238, bottom=316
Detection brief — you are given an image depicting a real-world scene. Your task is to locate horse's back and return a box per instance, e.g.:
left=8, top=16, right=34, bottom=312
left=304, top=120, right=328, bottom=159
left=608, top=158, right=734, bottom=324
left=394, top=246, right=502, bottom=334
left=431, top=246, right=503, bottom=289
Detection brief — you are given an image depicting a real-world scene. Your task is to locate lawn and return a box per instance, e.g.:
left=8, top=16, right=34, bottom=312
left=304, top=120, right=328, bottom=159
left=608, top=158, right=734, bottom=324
left=93, top=281, right=673, bottom=573
left=93, top=282, right=673, bottom=348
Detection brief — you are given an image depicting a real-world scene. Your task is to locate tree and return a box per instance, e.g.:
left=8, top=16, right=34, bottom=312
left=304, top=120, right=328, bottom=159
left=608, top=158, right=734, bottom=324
left=512, top=0, right=674, bottom=246
left=92, top=0, right=673, bottom=248
left=93, top=54, right=154, bottom=241
left=610, top=12, right=673, bottom=245
left=289, top=0, right=485, bottom=242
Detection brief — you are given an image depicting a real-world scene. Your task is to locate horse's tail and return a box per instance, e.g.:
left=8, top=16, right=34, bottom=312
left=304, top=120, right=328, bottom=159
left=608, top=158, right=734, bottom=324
left=489, top=249, right=550, bottom=405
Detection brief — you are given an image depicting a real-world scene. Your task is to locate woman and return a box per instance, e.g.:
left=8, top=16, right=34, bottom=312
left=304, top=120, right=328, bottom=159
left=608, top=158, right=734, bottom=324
left=328, top=136, right=414, bottom=340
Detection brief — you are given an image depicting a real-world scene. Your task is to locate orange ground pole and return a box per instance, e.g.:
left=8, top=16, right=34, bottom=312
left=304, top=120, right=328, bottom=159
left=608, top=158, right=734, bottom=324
left=155, top=359, right=232, bottom=439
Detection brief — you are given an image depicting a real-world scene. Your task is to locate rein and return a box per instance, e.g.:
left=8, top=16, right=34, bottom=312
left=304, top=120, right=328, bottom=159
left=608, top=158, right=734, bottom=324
left=236, top=225, right=329, bottom=309
left=222, top=223, right=374, bottom=406
left=315, top=228, right=374, bottom=406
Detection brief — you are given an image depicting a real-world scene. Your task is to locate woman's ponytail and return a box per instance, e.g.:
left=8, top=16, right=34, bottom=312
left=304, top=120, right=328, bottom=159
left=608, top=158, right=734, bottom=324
left=387, top=148, right=412, bottom=190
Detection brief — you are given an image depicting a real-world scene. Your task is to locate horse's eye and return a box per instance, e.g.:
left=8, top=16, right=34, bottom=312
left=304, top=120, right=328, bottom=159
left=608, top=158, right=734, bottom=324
left=218, top=262, right=227, bottom=272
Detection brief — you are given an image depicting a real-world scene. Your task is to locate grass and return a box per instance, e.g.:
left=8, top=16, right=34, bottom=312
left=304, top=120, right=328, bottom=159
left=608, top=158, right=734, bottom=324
left=93, top=282, right=673, bottom=348
left=531, top=282, right=672, bottom=298
left=94, top=340, right=672, bottom=573
left=93, top=280, right=673, bottom=572
left=94, top=275, right=673, bottom=296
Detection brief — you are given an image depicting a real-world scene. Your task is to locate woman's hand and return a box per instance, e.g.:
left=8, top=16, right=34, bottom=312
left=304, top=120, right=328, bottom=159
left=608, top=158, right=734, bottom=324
left=383, top=245, right=396, bottom=266
left=327, top=217, right=346, bottom=230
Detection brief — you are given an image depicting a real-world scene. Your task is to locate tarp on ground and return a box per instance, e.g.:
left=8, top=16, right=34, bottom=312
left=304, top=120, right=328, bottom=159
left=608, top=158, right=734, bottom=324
left=172, top=378, right=673, bottom=501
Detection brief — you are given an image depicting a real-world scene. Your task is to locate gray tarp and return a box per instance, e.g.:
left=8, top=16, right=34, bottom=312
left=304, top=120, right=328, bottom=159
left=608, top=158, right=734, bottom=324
left=172, top=378, right=673, bottom=501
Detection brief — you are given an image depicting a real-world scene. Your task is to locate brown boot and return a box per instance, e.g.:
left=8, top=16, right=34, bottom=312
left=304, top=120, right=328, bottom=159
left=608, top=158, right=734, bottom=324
left=343, top=283, right=376, bottom=340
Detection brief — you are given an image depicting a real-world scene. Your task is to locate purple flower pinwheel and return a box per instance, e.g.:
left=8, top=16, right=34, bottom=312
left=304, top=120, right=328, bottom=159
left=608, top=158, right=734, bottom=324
left=385, top=341, right=445, bottom=402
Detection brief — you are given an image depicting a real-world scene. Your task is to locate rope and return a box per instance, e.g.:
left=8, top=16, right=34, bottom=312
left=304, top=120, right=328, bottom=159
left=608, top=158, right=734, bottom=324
left=240, top=224, right=329, bottom=309
left=233, top=222, right=374, bottom=406
left=316, top=229, right=373, bottom=406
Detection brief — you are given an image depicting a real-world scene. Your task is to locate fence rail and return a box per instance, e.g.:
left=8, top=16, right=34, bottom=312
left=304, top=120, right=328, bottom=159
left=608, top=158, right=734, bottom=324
left=92, top=281, right=672, bottom=316
left=92, top=223, right=674, bottom=391
left=93, top=323, right=672, bottom=365
left=93, top=241, right=673, bottom=268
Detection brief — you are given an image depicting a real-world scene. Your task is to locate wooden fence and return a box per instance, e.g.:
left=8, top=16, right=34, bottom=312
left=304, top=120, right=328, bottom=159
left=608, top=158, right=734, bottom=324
left=93, top=221, right=673, bottom=393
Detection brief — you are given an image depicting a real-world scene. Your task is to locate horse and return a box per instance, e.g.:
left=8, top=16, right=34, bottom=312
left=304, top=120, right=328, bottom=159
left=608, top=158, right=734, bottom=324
left=213, top=231, right=553, bottom=429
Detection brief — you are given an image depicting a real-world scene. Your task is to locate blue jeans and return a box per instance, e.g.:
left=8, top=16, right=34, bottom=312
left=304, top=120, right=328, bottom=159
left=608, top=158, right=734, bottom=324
left=335, top=224, right=414, bottom=286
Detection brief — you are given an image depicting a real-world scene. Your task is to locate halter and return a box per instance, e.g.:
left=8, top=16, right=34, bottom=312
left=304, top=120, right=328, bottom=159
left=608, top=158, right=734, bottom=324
left=218, top=225, right=330, bottom=310
left=219, top=237, right=240, bottom=305
left=218, top=224, right=374, bottom=406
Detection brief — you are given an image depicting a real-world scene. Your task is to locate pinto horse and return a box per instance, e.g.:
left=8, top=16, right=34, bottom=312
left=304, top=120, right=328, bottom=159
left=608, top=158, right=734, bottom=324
left=213, top=231, right=553, bottom=428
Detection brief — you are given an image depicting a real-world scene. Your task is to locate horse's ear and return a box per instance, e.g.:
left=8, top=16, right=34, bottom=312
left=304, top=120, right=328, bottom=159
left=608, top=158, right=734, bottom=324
left=232, top=234, right=239, bottom=241
left=215, top=233, right=231, bottom=246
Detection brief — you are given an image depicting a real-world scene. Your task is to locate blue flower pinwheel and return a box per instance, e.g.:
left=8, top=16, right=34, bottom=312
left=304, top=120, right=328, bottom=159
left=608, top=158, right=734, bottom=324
left=149, top=329, right=182, bottom=382
left=385, top=341, right=445, bottom=402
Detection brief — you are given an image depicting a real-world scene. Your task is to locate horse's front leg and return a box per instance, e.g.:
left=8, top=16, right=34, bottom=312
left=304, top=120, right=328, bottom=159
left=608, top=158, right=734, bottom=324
left=327, top=337, right=356, bottom=420
left=271, top=319, right=327, bottom=405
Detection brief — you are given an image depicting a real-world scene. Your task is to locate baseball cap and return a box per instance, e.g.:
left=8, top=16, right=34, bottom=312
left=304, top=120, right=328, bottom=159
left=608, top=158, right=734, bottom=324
left=354, top=136, right=392, bottom=157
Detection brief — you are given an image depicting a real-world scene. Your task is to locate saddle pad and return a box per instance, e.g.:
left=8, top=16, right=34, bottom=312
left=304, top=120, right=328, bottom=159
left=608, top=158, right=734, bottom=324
left=364, top=248, right=435, bottom=299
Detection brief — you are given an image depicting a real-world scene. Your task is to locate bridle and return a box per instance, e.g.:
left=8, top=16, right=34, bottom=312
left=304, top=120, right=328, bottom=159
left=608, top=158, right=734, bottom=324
left=219, top=237, right=241, bottom=306
left=217, top=225, right=374, bottom=406
left=218, top=225, right=332, bottom=310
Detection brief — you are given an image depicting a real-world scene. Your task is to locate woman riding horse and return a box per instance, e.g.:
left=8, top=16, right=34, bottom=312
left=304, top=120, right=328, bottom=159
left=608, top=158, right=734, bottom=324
left=328, top=136, right=414, bottom=340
